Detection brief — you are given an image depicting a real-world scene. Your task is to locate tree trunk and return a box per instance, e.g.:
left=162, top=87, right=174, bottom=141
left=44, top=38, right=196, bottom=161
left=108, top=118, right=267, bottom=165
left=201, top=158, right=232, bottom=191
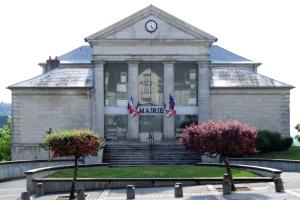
left=223, top=156, right=236, bottom=191
left=69, top=156, right=78, bottom=200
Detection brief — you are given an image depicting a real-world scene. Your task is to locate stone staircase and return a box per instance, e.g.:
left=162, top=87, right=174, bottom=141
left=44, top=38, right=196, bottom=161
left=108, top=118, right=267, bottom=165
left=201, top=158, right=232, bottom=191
left=103, top=140, right=202, bottom=165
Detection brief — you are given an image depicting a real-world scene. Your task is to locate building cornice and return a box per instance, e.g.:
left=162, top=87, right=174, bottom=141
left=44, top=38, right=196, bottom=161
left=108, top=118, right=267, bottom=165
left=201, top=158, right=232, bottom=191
left=92, top=54, right=210, bottom=62
left=88, top=39, right=213, bottom=47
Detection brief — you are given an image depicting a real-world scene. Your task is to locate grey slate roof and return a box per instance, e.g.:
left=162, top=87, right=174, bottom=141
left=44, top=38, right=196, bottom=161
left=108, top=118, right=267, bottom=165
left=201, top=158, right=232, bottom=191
left=9, top=67, right=292, bottom=89
left=8, top=68, right=93, bottom=88
left=58, top=45, right=254, bottom=64
left=211, top=67, right=293, bottom=88
left=209, top=45, right=254, bottom=64
left=59, top=46, right=92, bottom=64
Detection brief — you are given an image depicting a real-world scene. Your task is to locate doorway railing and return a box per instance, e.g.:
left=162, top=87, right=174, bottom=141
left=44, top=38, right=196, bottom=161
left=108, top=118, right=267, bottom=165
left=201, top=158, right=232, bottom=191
left=148, top=131, right=154, bottom=159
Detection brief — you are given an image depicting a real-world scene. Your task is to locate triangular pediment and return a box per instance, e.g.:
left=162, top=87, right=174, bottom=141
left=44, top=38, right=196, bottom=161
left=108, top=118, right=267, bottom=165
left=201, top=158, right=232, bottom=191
left=85, top=5, right=217, bottom=42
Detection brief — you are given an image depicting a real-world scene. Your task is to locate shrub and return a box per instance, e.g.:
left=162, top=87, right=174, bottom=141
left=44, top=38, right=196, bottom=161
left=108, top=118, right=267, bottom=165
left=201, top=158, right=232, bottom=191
left=0, top=118, right=12, bottom=161
left=43, top=129, right=102, bottom=199
left=180, top=120, right=257, bottom=191
left=279, top=137, right=293, bottom=150
left=256, top=130, right=293, bottom=152
left=255, top=134, right=270, bottom=153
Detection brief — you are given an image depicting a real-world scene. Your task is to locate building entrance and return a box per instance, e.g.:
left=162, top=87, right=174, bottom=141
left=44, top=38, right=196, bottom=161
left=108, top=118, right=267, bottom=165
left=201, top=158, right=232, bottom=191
left=139, top=115, right=163, bottom=142
left=138, top=62, right=164, bottom=142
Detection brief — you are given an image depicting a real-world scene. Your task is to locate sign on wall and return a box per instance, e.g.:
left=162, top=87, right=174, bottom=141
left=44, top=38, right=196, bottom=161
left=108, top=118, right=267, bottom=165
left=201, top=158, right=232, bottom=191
left=138, top=107, right=164, bottom=114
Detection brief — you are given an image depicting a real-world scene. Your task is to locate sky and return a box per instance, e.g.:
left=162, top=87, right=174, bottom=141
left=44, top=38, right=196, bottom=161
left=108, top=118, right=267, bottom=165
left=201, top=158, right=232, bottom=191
left=0, top=0, right=299, bottom=136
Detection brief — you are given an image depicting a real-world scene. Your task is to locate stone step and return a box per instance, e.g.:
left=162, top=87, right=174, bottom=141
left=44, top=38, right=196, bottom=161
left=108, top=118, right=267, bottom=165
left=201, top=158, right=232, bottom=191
left=103, top=142, right=202, bottom=165
left=106, top=162, right=200, bottom=165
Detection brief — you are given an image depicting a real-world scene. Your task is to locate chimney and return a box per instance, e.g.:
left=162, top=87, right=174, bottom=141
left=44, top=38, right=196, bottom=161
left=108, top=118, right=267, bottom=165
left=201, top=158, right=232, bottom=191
left=44, top=56, right=60, bottom=73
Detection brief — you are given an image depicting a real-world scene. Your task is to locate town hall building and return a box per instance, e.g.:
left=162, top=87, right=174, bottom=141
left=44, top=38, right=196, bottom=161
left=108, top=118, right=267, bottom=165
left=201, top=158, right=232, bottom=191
left=9, top=5, right=293, bottom=161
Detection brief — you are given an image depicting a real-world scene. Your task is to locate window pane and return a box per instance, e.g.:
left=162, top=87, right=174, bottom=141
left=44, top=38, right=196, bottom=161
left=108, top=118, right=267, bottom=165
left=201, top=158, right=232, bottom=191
left=174, top=63, right=198, bottom=106
left=139, top=115, right=163, bottom=133
left=175, top=115, right=198, bottom=136
left=139, top=63, right=163, bottom=106
left=104, top=63, right=128, bottom=106
left=104, top=115, right=128, bottom=140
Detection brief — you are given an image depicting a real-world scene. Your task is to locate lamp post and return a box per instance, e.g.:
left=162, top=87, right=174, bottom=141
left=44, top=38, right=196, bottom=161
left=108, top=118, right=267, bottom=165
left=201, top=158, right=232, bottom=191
left=46, top=128, right=53, bottom=160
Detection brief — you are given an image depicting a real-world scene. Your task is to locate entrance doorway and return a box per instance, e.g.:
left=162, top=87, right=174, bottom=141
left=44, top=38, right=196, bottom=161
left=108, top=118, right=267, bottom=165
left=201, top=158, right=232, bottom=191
left=139, top=115, right=163, bottom=142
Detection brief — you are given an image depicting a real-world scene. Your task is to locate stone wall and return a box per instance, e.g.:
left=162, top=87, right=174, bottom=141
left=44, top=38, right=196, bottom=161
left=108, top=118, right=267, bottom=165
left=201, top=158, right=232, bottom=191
left=0, top=160, right=74, bottom=181
left=11, top=89, right=92, bottom=160
left=210, top=88, right=290, bottom=136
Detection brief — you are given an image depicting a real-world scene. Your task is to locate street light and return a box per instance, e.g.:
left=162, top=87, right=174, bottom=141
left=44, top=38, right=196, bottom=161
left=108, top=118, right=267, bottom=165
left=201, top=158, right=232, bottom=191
left=46, top=128, right=53, bottom=160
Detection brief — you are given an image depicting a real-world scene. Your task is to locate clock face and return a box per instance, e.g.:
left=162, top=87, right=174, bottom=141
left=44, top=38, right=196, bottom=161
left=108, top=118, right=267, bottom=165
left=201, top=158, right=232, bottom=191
left=145, top=20, right=157, bottom=33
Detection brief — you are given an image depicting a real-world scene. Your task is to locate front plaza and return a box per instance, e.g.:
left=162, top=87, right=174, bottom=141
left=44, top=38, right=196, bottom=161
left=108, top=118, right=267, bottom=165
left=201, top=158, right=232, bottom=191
left=8, top=5, right=292, bottom=160
left=3, top=172, right=300, bottom=200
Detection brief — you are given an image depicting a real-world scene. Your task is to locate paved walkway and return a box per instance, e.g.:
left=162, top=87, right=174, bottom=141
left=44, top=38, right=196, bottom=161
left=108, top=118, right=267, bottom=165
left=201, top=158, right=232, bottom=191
left=3, top=173, right=300, bottom=199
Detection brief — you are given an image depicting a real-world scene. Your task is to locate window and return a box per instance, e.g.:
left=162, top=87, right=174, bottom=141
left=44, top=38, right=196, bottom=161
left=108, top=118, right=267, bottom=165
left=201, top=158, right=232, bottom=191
left=104, top=115, right=128, bottom=140
left=174, top=63, right=198, bottom=106
left=139, top=63, right=163, bottom=106
left=139, top=115, right=163, bottom=133
left=104, top=63, right=128, bottom=106
left=143, top=74, right=151, bottom=98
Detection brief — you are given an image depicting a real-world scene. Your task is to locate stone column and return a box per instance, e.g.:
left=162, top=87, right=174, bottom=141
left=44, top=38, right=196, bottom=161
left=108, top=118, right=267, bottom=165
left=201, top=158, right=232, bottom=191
left=197, top=61, right=210, bottom=124
left=93, top=61, right=105, bottom=137
left=127, top=61, right=139, bottom=139
left=163, top=61, right=175, bottom=139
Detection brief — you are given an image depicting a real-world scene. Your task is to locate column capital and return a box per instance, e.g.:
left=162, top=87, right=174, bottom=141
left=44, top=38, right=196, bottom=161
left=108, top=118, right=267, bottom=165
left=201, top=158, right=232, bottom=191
left=127, top=60, right=140, bottom=65
left=162, top=60, right=176, bottom=65
left=197, top=60, right=210, bottom=67
left=94, top=60, right=106, bottom=65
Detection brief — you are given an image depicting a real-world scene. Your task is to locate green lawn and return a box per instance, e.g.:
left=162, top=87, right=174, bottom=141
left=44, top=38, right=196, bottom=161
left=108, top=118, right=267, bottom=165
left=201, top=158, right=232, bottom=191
left=253, top=146, right=300, bottom=160
left=47, top=166, right=259, bottom=178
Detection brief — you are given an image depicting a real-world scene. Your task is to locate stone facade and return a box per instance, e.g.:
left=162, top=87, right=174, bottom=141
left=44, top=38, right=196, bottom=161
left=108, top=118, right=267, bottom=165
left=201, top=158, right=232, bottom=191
left=210, top=89, right=290, bottom=136
left=11, top=89, right=92, bottom=160
left=8, top=5, right=293, bottom=160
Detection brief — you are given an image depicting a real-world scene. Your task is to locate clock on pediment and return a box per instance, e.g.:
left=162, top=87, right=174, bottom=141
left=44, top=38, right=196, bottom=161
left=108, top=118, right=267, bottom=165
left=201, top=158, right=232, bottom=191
left=145, top=20, right=157, bottom=33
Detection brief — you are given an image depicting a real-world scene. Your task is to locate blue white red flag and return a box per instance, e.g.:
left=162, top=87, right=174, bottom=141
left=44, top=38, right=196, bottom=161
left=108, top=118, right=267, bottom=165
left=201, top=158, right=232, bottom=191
left=167, top=95, right=176, bottom=117
left=135, top=101, right=140, bottom=115
left=127, top=97, right=134, bottom=114
left=169, top=95, right=175, bottom=110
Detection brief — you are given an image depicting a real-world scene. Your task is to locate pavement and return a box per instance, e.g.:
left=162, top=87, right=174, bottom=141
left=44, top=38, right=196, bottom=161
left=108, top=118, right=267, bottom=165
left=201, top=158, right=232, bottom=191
left=3, top=173, right=300, bottom=200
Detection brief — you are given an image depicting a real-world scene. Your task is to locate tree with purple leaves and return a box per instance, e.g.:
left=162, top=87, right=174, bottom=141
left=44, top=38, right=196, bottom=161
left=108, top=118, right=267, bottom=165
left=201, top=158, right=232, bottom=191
left=180, top=120, right=257, bottom=191
left=43, top=129, right=102, bottom=200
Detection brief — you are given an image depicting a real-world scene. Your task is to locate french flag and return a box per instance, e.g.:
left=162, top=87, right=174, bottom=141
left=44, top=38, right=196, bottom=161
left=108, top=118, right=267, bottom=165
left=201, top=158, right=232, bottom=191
left=135, top=101, right=140, bottom=116
left=167, top=95, right=176, bottom=117
left=127, top=97, right=134, bottom=114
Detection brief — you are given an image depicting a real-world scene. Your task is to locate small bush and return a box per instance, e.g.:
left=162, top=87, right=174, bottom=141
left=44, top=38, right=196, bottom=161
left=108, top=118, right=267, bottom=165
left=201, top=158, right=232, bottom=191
left=255, top=134, right=270, bottom=153
left=279, top=137, right=293, bottom=150
left=0, top=118, right=12, bottom=161
left=256, top=130, right=293, bottom=152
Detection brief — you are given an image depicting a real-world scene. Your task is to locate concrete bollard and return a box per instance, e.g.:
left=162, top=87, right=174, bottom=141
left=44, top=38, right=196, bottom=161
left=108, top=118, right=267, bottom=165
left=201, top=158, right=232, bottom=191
left=77, top=188, right=85, bottom=200
left=126, top=185, right=135, bottom=199
left=274, top=177, right=284, bottom=192
left=21, top=192, right=30, bottom=200
left=36, top=183, right=44, bottom=196
left=222, top=174, right=231, bottom=195
left=174, top=183, right=183, bottom=198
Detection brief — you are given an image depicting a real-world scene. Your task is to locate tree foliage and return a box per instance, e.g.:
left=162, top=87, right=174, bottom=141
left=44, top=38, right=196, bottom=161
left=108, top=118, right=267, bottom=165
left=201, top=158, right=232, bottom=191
left=43, top=129, right=101, bottom=158
left=295, top=124, right=300, bottom=142
left=180, top=120, right=257, bottom=191
left=43, top=129, right=102, bottom=200
left=0, top=117, right=12, bottom=161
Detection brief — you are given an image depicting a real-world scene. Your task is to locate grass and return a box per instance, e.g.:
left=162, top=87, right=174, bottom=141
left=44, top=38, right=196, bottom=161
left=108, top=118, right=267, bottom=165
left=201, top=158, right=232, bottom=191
left=47, top=166, right=259, bottom=178
left=253, top=146, right=300, bottom=160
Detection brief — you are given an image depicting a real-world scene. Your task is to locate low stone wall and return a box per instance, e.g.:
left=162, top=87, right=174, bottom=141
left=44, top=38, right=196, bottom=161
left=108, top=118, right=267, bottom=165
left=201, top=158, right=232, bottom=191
left=25, top=163, right=109, bottom=194
left=25, top=163, right=280, bottom=194
left=231, top=158, right=300, bottom=172
left=0, top=159, right=74, bottom=181
left=32, top=177, right=274, bottom=194
left=195, top=163, right=281, bottom=178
